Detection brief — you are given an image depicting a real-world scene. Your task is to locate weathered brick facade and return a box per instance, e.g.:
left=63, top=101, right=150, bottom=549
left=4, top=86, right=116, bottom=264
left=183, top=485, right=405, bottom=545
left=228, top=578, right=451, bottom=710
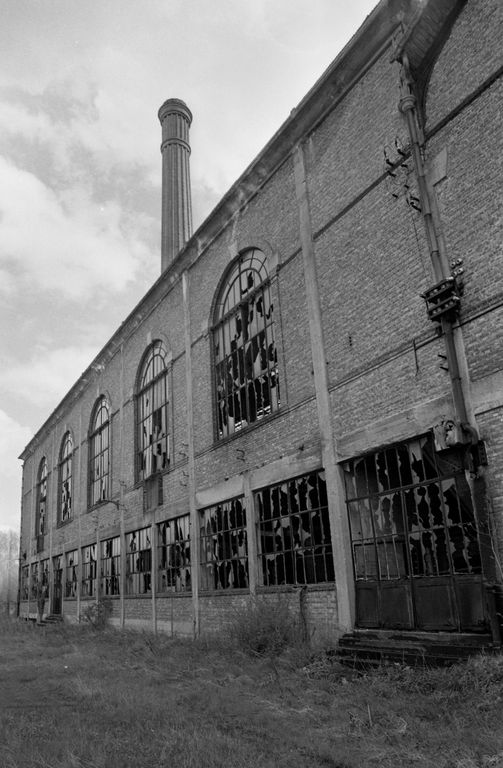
left=19, top=0, right=503, bottom=645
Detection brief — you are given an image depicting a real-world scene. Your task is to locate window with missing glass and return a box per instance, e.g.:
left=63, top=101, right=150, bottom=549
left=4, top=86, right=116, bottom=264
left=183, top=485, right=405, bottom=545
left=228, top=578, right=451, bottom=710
left=81, top=543, right=97, bottom=597
left=125, top=528, right=152, bottom=595
left=342, top=434, right=482, bottom=582
left=213, top=248, right=279, bottom=438
left=89, top=397, right=110, bottom=506
left=101, top=536, right=120, bottom=596
left=200, top=498, right=248, bottom=590
left=157, top=516, right=191, bottom=593
left=21, top=565, right=29, bottom=600
left=35, top=458, right=48, bottom=540
left=65, top=549, right=78, bottom=598
left=255, top=471, right=334, bottom=586
left=137, top=341, right=170, bottom=483
left=58, top=432, right=73, bottom=524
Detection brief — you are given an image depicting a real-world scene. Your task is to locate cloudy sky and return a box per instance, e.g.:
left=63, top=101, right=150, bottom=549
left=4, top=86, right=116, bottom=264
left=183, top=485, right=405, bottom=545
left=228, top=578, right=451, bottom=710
left=0, top=0, right=377, bottom=532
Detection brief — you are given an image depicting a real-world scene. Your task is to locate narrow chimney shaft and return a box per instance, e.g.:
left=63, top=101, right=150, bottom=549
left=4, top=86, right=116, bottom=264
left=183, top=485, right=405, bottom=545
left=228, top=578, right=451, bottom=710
left=158, top=98, right=193, bottom=272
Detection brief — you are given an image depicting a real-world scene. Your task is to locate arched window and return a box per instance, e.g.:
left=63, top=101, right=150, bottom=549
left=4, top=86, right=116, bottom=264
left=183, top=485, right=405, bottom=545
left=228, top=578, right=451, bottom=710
left=213, top=248, right=279, bottom=438
left=89, top=397, right=110, bottom=506
left=137, top=341, right=170, bottom=481
left=58, top=432, right=73, bottom=524
left=35, top=458, right=48, bottom=538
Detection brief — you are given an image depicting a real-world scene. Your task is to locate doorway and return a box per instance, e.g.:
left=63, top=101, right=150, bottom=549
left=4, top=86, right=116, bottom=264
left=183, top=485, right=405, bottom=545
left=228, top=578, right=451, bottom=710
left=343, top=434, right=486, bottom=632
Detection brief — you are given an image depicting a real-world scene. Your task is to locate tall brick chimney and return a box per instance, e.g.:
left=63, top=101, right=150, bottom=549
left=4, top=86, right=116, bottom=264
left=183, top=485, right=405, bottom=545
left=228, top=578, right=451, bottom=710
left=158, top=98, right=193, bottom=272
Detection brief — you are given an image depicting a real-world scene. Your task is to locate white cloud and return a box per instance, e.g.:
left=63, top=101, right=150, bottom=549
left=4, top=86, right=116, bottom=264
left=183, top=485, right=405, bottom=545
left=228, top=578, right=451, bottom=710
left=0, top=345, right=101, bottom=409
left=0, top=410, right=32, bottom=531
left=0, top=156, right=155, bottom=299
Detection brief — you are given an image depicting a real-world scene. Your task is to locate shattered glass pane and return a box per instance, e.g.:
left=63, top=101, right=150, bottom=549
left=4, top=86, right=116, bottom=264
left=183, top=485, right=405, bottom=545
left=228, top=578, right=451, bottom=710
left=100, top=536, right=120, bottom=595
left=157, top=515, right=191, bottom=593
left=214, top=249, right=279, bottom=438
left=59, top=433, right=73, bottom=523
left=200, top=498, right=248, bottom=590
left=138, top=341, right=170, bottom=481
left=65, top=549, right=79, bottom=598
left=256, top=470, right=334, bottom=586
left=344, top=434, right=482, bottom=581
left=125, top=527, right=152, bottom=595
left=90, top=398, right=110, bottom=506
left=81, top=543, right=97, bottom=597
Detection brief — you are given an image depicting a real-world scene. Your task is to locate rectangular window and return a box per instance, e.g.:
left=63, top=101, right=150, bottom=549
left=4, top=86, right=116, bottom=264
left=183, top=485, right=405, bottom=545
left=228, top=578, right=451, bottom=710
left=100, top=536, right=120, bottom=596
left=21, top=565, right=29, bottom=600
left=81, top=544, right=97, bottom=597
left=65, top=549, right=79, bottom=598
left=255, top=470, right=335, bottom=586
left=157, top=516, right=191, bottom=593
left=30, top=562, right=39, bottom=599
left=342, top=434, right=482, bottom=581
left=125, top=527, right=151, bottom=595
left=200, top=498, right=248, bottom=590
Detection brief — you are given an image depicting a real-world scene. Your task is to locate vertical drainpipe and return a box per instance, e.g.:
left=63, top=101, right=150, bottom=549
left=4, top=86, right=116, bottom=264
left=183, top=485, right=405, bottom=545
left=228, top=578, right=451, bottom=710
left=397, top=55, right=472, bottom=432
left=293, top=143, right=355, bottom=634
left=398, top=56, right=501, bottom=621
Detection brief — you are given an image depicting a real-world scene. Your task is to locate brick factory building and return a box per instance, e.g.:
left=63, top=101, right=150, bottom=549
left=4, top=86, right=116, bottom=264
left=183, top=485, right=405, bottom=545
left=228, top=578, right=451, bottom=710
left=18, top=0, right=503, bottom=653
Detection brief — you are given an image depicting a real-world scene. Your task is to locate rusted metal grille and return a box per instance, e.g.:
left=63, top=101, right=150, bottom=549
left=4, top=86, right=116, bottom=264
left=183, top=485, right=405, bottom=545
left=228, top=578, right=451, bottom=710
left=343, top=434, right=482, bottom=582
left=256, top=470, right=335, bottom=586
left=214, top=249, right=279, bottom=438
left=200, top=498, right=248, bottom=590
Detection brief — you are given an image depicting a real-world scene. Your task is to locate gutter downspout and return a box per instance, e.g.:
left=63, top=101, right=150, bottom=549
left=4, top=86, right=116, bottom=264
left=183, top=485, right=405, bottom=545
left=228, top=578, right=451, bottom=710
left=397, top=54, right=473, bottom=435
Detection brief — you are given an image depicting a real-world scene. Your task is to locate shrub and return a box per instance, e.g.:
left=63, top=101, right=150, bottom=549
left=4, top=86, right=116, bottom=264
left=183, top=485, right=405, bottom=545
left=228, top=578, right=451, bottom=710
left=228, top=595, right=298, bottom=656
left=80, top=598, right=112, bottom=629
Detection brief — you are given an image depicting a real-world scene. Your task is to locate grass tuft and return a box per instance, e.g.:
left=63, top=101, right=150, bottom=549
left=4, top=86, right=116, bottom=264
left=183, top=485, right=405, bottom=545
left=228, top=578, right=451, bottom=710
left=1, top=615, right=503, bottom=768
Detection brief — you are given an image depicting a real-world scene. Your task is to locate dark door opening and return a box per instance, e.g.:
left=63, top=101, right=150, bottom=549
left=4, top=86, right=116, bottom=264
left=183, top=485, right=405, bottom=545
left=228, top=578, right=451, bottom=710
left=52, top=555, right=63, bottom=615
left=343, top=434, right=486, bottom=633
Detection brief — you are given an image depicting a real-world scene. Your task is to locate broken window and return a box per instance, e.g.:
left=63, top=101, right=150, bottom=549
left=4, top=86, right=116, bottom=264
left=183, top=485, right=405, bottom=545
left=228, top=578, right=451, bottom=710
left=157, top=516, right=191, bottom=593
left=52, top=554, right=63, bottom=606
left=125, top=527, right=151, bottom=595
left=213, top=248, right=279, bottom=438
left=256, top=471, right=335, bottom=586
left=30, top=562, right=38, bottom=599
left=200, top=498, right=248, bottom=590
left=100, top=536, right=120, bottom=596
left=65, top=549, right=79, bottom=598
left=81, top=543, right=97, bottom=597
left=58, top=432, right=73, bottom=524
left=342, top=433, right=482, bottom=582
left=21, top=565, right=29, bottom=600
left=89, top=397, right=110, bottom=506
left=137, top=341, right=170, bottom=482
left=35, top=458, right=48, bottom=546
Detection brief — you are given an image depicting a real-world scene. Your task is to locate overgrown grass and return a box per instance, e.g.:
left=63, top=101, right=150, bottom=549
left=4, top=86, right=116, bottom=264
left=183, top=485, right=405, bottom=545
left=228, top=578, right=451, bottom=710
left=1, top=616, right=502, bottom=767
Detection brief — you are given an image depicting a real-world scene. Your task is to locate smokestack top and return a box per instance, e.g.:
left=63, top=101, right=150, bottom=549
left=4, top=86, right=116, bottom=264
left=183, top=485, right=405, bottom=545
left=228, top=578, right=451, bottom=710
left=158, top=98, right=193, bottom=126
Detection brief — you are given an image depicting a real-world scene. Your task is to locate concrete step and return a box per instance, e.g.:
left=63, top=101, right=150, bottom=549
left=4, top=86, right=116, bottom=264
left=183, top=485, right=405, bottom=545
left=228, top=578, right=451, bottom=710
left=337, top=630, right=498, bottom=667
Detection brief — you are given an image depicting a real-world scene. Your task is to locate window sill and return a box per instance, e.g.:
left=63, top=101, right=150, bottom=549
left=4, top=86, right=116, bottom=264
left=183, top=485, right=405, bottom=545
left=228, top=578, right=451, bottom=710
left=199, top=588, right=250, bottom=597
left=256, top=583, right=336, bottom=594
left=214, top=407, right=282, bottom=447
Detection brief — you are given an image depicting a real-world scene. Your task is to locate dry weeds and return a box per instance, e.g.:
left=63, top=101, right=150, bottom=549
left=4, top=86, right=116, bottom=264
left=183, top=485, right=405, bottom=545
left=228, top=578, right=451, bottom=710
left=0, top=617, right=502, bottom=768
